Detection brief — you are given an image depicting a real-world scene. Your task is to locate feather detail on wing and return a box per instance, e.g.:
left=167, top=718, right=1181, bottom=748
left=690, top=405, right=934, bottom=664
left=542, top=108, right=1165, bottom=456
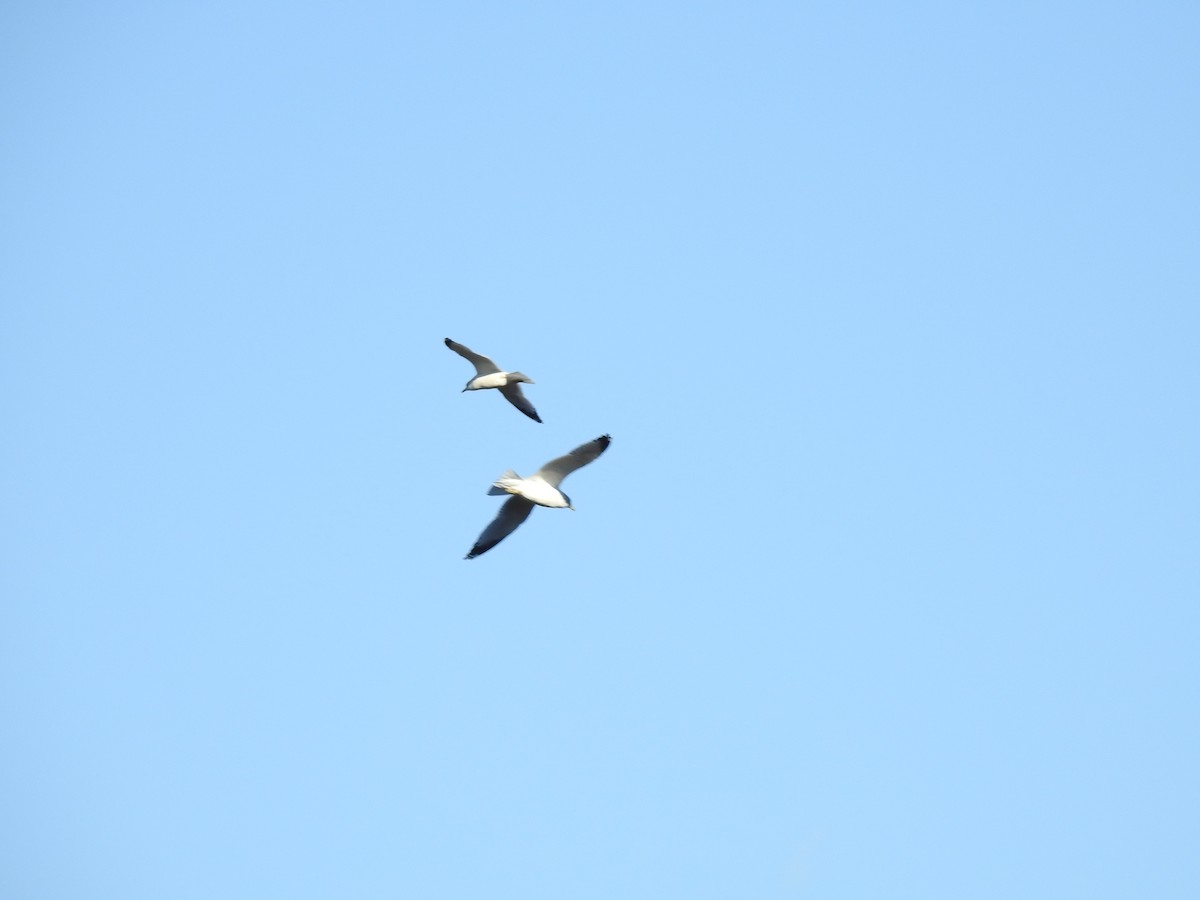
left=444, top=338, right=501, bottom=376
left=498, top=383, right=542, bottom=423
left=465, top=495, right=535, bottom=559
left=533, top=435, right=611, bottom=488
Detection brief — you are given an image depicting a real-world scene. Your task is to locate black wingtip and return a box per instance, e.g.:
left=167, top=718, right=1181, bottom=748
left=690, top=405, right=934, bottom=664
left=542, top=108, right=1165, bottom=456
left=444, top=337, right=453, bottom=347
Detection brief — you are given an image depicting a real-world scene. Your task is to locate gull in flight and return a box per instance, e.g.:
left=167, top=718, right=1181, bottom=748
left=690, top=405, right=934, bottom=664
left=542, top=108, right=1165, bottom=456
left=465, top=435, right=612, bottom=559
left=444, top=337, right=542, bottom=423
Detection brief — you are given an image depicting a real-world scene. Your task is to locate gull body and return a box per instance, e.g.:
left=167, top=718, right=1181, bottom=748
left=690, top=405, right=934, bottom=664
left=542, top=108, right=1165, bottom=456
left=465, top=371, right=520, bottom=391
left=491, top=471, right=573, bottom=508
left=466, top=435, right=612, bottom=559
left=444, top=337, right=541, bottom=422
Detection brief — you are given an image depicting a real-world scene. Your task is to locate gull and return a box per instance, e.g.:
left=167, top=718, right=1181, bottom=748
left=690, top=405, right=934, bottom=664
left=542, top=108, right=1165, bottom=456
left=444, top=337, right=542, bottom=423
left=465, top=435, right=612, bottom=559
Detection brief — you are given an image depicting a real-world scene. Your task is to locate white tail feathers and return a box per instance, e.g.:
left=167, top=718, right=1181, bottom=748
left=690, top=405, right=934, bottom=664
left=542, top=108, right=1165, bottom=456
left=488, top=469, right=522, bottom=495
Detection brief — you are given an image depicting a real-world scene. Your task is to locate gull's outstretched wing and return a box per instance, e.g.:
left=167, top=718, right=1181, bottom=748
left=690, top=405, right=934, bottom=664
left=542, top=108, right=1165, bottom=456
left=499, top=383, right=542, bottom=423
left=533, top=435, right=611, bottom=489
left=465, top=495, right=535, bottom=559
left=444, top=338, right=501, bottom=376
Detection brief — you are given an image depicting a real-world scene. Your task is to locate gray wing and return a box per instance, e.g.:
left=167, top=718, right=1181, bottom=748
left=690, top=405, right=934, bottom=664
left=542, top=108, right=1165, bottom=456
left=465, top=495, right=535, bottom=559
left=533, top=435, right=612, bottom=488
left=498, top=383, right=542, bottom=423
left=444, top=338, right=501, bottom=376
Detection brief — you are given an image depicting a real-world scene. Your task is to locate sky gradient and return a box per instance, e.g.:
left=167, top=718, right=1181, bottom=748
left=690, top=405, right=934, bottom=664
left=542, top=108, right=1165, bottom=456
left=3, top=3, right=1198, bottom=898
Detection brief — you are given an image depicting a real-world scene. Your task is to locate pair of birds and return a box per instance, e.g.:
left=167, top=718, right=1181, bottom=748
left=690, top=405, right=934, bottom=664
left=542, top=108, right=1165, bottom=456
left=445, top=338, right=611, bottom=560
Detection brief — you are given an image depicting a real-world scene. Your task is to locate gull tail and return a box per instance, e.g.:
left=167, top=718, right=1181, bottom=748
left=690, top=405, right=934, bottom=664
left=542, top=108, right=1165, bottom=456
left=488, top=469, right=522, bottom=495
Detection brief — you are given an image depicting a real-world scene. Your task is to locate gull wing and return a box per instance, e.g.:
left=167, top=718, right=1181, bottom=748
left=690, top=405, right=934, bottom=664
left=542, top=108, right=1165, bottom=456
left=498, top=383, right=542, bottom=423
left=532, top=435, right=611, bottom=489
left=465, top=495, right=535, bottom=559
left=444, top=338, right=501, bottom=376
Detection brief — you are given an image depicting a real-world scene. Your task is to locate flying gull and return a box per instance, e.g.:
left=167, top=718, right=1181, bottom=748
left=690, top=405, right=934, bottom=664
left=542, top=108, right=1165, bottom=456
left=465, top=434, right=612, bottom=559
left=444, top=337, right=542, bottom=423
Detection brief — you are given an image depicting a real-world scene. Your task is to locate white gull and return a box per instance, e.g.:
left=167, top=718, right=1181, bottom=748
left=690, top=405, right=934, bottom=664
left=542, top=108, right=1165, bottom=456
left=444, top=337, right=542, bottom=423
left=465, top=435, right=612, bottom=559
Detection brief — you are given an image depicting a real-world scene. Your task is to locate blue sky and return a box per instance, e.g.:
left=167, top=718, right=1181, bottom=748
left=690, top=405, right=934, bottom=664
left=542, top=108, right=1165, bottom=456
left=2, top=2, right=1198, bottom=897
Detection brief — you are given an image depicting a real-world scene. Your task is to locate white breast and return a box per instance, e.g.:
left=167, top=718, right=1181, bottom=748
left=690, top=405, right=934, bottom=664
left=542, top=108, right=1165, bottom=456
left=518, top=478, right=569, bottom=508
left=468, top=372, right=511, bottom=390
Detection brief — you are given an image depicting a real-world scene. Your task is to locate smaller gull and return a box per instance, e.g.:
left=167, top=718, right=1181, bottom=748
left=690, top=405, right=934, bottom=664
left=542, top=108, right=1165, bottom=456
left=444, top=337, right=542, bottom=423
left=465, top=434, right=612, bottom=559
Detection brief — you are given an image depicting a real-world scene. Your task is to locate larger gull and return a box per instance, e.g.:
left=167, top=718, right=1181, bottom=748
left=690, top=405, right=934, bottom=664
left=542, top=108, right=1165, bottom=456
left=465, top=434, right=612, bottom=559
left=444, top=337, right=542, bottom=423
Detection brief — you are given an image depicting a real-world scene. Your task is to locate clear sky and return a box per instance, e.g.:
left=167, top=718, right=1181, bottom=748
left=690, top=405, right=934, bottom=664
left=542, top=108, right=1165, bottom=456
left=3, top=2, right=1198, bottom=898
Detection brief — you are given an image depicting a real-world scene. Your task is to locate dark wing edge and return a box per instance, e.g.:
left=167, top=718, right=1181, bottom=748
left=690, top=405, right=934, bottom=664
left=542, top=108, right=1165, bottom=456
left=534, top=434, right=612, bottom=487
left=465, top=495, right=535, bottom=559
left=498, top=383, right=543, bottom=423
left=444, top=338, right=500, bottom=375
